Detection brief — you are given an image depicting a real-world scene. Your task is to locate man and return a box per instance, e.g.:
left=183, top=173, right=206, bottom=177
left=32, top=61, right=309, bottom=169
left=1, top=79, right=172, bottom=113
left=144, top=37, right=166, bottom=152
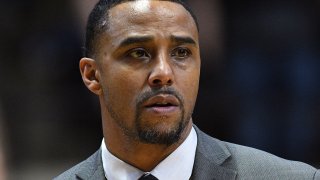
left=56, top=0, right=320, bottom=179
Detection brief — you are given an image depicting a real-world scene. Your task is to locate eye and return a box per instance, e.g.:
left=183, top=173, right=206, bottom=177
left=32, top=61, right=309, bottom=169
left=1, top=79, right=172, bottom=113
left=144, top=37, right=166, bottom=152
left=171, top=47, right=191, bottom=59
left=128, top=49, right=150, bottom=59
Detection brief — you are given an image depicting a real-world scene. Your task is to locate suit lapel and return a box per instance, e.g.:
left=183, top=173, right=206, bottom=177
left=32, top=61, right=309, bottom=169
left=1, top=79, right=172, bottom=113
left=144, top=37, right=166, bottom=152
left=74, top=126, right=237, bottom=180
left=191, top=126, right=237, bottom=180
left=76, top=170, right=106, bottom=180
left=89, top=165, right=106, bottom=180
left=76, top=149, right=106, bottom=180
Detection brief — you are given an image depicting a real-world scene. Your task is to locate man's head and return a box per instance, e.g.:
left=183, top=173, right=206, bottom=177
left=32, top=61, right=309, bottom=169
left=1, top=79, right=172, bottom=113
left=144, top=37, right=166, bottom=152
left=84, top=0, right=199, bottom=58
left=80, top=0, right=200, bottom=147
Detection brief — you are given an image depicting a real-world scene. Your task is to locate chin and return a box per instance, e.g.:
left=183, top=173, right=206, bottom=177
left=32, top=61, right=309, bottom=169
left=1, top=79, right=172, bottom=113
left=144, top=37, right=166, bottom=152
left=136, top=115, right=189, bottom=146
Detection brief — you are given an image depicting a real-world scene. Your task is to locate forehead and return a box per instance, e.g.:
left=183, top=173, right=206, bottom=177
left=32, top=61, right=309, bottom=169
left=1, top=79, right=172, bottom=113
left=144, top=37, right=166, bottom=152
left=106, top=0, right=198, bottom=41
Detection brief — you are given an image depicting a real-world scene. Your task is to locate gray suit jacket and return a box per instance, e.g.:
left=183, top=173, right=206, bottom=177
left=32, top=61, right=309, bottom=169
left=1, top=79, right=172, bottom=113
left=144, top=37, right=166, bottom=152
left=55, top=126, right=320, bottom=180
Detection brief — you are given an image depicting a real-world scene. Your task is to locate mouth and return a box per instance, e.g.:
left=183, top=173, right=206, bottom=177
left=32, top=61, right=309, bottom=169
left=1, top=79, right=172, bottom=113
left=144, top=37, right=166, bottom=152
left=143, top=94, right=180, bottom=113
left=145, top=102, right=177, bottom=108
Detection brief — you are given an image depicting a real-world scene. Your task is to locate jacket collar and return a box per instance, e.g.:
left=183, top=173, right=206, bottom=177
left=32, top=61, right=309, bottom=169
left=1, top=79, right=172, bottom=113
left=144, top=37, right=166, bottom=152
left=76, top=149, right=106, bottom=180
left=75, top=125, right=237, bottom=180
left=191, top=125, right=237, bottom=180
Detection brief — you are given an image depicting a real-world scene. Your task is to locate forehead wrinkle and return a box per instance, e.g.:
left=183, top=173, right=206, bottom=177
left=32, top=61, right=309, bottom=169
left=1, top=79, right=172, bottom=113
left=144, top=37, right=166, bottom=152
left=170, top=35, right=197, bottom=46
left=109, top=1, right=190, bottom=27
left=117, top=35, right=154, bottom=48
left=104, top=1, right=199, bottom=51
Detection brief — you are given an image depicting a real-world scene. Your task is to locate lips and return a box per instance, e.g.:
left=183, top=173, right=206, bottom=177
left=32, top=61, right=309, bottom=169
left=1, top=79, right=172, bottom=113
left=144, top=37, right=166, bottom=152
left=143, top=94, right=179, bottom=108
left=142, top=94, right=180, bottom=114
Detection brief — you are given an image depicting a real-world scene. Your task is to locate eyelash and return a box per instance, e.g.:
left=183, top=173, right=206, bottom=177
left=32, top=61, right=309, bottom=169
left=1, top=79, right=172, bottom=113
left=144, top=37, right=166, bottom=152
left=126, top=47, right=192, bottom=60
left=127, top=48, right=150, bottom=59
left=171, top=47, right=192, bottom=59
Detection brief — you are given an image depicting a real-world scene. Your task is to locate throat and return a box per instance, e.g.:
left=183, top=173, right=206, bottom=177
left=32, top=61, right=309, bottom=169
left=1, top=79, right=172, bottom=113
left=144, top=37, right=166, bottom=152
left=116, top=143, right=179, bottom=172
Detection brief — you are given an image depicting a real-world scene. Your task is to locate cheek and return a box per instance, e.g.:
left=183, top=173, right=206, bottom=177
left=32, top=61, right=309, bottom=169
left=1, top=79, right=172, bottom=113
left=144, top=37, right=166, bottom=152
left=105, top=67, right=147, bottom=106
left=176, top=69, right=200, bottom=109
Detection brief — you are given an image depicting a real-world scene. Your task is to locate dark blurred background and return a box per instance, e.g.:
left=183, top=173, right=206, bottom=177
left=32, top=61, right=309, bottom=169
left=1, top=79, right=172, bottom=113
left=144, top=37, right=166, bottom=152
left=0, top=0, right=319, bottom=179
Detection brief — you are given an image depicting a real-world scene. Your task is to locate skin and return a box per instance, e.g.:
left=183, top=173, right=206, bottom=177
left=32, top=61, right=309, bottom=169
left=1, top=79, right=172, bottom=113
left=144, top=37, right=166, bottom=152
left=80, top=0, right=200, bottom=171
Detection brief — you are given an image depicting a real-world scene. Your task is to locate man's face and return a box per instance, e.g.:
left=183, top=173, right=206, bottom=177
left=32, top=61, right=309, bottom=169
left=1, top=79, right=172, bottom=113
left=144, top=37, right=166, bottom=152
left=96, top=0, right=200, bottom=145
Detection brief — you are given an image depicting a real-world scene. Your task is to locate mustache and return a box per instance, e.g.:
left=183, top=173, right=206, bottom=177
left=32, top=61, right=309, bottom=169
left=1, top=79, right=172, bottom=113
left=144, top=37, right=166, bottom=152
left=136, top=87, right=184, bottom=107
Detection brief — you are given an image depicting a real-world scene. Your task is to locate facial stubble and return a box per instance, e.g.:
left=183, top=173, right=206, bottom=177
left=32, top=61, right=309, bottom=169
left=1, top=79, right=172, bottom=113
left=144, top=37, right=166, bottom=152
left=106, top=87, right=191, bottom=146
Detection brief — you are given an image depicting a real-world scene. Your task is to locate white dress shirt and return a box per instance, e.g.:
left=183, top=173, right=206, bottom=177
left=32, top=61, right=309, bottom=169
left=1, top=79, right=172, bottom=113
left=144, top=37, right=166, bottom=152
left=101, top=127, right=198, bottom=180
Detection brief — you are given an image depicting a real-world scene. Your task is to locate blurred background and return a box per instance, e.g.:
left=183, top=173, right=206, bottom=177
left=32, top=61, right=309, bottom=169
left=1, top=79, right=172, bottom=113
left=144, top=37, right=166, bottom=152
left=0, top=0, right=319, bottom=179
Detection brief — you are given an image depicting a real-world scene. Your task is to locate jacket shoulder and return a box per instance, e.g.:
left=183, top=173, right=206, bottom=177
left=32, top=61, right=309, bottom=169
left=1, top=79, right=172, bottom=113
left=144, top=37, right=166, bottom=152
left=193, top=126, right=318, bottom=179
left=223, top=142, right=317, bottom=179
left=54, top=149, right=102, bottom=180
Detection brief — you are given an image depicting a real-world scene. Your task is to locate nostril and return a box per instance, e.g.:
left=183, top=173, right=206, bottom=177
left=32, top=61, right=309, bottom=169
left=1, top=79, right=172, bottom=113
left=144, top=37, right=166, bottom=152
left=152, top=79, right=161, bottom=85
left=167, top=79, right=172, bottom=85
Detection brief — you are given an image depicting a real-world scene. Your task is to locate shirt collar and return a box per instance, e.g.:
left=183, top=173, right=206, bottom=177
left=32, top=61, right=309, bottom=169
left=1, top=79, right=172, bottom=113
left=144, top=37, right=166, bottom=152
left=101, top=127, right=198, bottom=180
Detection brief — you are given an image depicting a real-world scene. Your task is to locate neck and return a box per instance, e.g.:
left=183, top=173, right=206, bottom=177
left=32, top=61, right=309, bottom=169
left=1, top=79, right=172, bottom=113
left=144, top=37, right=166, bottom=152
left=103, top=119, right=193, bottom=171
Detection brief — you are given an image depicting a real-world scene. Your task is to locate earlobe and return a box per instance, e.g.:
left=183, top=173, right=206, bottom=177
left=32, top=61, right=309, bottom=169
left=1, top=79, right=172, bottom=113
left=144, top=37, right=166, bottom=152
left=79, top=58, right=102, bottom=95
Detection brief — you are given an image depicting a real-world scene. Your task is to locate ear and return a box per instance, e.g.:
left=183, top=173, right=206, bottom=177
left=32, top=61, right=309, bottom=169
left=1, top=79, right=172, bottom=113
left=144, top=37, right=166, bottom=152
left=79, top=58, right=102, bottom=95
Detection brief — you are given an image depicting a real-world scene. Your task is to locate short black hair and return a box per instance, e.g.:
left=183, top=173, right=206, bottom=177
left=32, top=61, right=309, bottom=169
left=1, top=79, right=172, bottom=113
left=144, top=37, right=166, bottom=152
left=84, top=0, right=199, bottom=58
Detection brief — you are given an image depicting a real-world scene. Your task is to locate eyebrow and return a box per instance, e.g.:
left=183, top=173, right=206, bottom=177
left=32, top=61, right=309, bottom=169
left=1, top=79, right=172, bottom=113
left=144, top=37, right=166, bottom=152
left=118, top=36, right=154, bottom=48
left=170, top=35, right=197, bottom=45
left=116, top=35, right=197, bottom=49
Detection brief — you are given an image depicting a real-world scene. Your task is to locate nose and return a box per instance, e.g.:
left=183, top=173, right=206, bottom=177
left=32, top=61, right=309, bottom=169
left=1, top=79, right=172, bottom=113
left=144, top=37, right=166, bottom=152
left=148, top=55, right=174, bottom=87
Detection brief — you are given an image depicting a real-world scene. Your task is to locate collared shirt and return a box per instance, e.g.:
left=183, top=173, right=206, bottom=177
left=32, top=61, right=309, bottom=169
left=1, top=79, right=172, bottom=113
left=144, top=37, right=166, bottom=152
left=101, top=127, right=198, bottom=180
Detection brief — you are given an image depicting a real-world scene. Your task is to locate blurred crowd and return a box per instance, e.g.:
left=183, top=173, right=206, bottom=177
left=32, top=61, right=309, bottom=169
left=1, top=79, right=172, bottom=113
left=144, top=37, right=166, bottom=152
left=0, top=104, right=6, bottom=180
left=0, top=0, right=319, bottom=179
